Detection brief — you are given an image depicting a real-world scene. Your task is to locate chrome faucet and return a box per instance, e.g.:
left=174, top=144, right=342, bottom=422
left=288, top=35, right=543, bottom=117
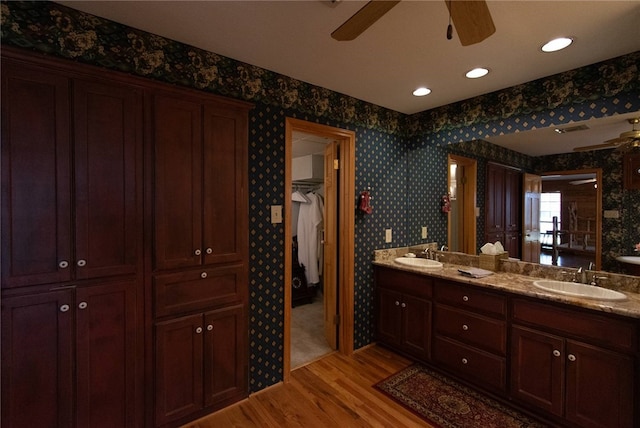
left=440, top=245, right=449, bottom=252
left=422, top=248, right=433, bottom=259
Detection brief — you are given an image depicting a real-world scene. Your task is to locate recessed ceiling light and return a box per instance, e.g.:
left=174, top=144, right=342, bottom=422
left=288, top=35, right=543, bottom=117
left=413, top=87, right=431, bottom=97
left=542, top=37, right=573, bottom=53
left=465, top=68, right=489, bottom=79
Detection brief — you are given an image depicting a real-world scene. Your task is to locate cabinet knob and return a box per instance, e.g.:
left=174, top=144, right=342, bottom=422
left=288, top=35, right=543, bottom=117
left=77, top=259, right=86, bottom=267
left=206, top=247, right=213, bottom=254
left=553, top=350, right=561, bottom=357
left=195, top=327, right=203, bottom=334
left=201, top=272, right=208, bottom=279
left=567, top=354, right=576, bottom=362
left=395, top=301, right=400, bottom=306
left=461, top=358, right=468, bottom=365
left=60, top=304, right=70, bottom=313
left=78, top=301, right=88, bottom=310
left=462, top=324, right=469, bottom=331
left=462, top=296, right=469, bottom=302
left=58, top=260, right=69, bottom=269
left=401, top=302, right=406, bottom=308
left=207, top=324, right=213, bottom=331
left=194, top=249, right=202, bottom=256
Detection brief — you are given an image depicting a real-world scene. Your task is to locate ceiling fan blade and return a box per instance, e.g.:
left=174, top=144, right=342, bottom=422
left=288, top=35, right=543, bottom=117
left=331, top=1, right=400, bottom=41
left=446, top=0, right=496, bottom=46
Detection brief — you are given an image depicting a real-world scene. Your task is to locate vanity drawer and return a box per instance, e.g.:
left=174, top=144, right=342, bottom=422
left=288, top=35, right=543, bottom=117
left=511, top=298, right=637, bottom=353
left=433, top=336, right=506, bottom=393
left=154, top=264, right=245, bottom=317
left=435, top=305, right=507, bottom=355
left=435, top=280, right=506, bottom=317
left=376, top=267, right=433, bottom=299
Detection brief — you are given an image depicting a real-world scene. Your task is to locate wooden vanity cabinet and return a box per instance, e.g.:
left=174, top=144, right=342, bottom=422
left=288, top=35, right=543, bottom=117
left=375, top=267, right=432, bottom=361
left=433, top=279, right=508, bottom=392
left=511, top=298, right=637, bottom=428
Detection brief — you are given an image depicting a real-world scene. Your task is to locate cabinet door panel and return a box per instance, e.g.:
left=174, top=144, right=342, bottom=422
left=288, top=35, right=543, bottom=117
left=510, top=326, right=564, bottom=417
left=1, top=291, right=74, bottom=428
left=203, top=305, right=247, bottom=407
left=565, top=340, right=634, bottom=428
left=74, top=80, right=141, bottom=279
left=155, top=313, right=204, bottom=426
left=376, top=287, right=403, bottom=347
left=153, top=95, right=202, bottom=270
left=76, top=281, right=138, bottom=428
left=401, top=295, right=431, bottom=359
left=1, top=64, right=72, bottom=288
left=202, top=106, right=248, bottom=265
left=486, top=164, right=505, bottom=233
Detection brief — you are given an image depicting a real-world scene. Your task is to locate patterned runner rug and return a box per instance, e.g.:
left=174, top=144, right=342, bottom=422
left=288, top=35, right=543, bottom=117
left=375, top=364, right=551, bottom=428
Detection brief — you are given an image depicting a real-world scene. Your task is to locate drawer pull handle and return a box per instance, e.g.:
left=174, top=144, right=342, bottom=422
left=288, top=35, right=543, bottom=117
left=194, top=249, right=202, bottom=256
left=401, top=303, right=406, bottom=308
left=59, top=260, right=69, bottom=269
left=60, top=304, right=70, bottom=313
left=207, top=324, right=213, bottom=331
left=195, top=327, right=203, bottom=334
left=395, top=301, right=400, bottom=306
left=462, top=324, right=469, bottom=331
left=462, top=296, right=469, bottom=302
left=553, top=350, right=561, bottom=357
left=461, top=358, right=468, bottom=365
left=78, top=301, right=88, bottom=310
left=568, top=354, right=576, bottom=362
left=77, top=259, right=87, bottom=267
left=206, top=247, right=213, bottom=254
left=201, top=272, right=207, bottom=279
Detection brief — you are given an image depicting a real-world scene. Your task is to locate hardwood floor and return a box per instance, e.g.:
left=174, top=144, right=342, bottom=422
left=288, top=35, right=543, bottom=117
left=184, top=345, right=434, bottom=427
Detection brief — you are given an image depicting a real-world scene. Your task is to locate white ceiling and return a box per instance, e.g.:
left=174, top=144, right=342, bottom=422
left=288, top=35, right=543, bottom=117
left=57, top=0, right=640, bottom=156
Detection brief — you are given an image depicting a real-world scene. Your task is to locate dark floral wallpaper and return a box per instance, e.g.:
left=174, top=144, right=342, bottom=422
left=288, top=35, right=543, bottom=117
left=2, top=0, right=639, bottom=393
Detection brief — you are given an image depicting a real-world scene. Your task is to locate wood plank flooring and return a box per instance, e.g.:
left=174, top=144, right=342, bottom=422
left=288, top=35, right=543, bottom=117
left=183, top=345, right=435, bottom=427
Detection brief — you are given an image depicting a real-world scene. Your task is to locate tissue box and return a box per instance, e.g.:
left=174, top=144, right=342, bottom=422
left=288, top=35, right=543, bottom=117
left=479, top=252, right=508, bottom=271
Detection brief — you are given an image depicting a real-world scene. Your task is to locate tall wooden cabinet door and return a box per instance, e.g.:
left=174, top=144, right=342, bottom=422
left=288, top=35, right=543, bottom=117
left=202, top=105, right=248, bottom=265
left=1, top=290, right=74, bottom=428
left=510, top=326, right=564, bottom=417
left=76, top=281, right=139, bottom=428
left=153, top=95, right=203, bottom=270
left=485, top=164, right=505, bottom=234
left=1, top=64, right=72, bottom=288
left=155, top=314, right=204, bottom=426
left=565, top=340, right=634, bottom=428
left=376, top=288, right=403, bottom=347
left=203, top=304, right=247, bottom=407
left=504, top=169, right=521, bottom=233
left=73, top=80, right=142, bottom=280
left=401, top=295, right=431, bottom=359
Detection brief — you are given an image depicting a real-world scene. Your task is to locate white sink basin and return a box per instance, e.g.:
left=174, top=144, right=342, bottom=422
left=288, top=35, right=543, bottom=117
left=616, top=256, right=640, bottom=265
left=394, top=257, right=443, bottom=269
left=532, top=280, right=627, bottom=301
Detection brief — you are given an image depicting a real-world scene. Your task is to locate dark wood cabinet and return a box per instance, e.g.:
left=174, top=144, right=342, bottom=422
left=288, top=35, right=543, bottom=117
left=153, top=94, right=248, bottom=271
left=155, top=305, right=246, bottom=427
left=511, top=299, right=636, bottom=428
left=1, top=61, right=142, bottom=288
left=375, top=268, right=432, bottom=360
left=1, top=281, right=138, bottom=428
left=485, top=163, right=521, bottom=258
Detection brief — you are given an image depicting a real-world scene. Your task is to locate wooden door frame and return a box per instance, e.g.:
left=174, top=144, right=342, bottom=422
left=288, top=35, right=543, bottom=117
left=283, top=118, right=355, bottom=382
left=447, top=154, right=477, bottom=254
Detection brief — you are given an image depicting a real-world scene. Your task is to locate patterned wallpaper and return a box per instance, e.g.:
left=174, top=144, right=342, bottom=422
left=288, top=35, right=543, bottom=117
left=2, top=1, right=639, bottom=392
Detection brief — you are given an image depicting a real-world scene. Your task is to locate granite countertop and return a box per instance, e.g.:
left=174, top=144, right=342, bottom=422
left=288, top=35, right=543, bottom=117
left=373, top=253, right=640, bottom=320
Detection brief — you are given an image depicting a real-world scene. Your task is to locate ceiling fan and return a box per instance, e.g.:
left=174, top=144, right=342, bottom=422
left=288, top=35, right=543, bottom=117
left=573, top=118, right=640, bottom=152
left=331, top=0, right=496, bottom=46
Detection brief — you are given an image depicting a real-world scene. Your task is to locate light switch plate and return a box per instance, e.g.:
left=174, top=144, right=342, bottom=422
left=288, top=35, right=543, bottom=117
left=385, top=228, right=392, bottom=243
left=421, top=226, right=428, bottom=239
left=603, top=210, right=620, bottom=219
left=271, top=205, right=282, bottom=223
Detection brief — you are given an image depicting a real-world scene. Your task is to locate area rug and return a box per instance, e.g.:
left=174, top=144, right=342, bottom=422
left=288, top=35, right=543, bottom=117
left=375, top=364, right=550, bottom=428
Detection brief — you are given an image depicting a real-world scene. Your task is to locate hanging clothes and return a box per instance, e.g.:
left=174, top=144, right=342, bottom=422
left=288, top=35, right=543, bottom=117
left=297, top=191, right=324, bottom=285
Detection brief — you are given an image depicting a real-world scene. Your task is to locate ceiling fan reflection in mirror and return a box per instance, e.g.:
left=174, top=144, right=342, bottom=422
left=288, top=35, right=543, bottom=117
left=331, top=0, right=495, bottom=46
left=574, top=118, right=640, bottom=152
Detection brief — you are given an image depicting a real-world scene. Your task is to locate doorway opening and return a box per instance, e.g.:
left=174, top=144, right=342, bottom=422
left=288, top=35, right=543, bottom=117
left=447, top=155, right=477, bottom=254
left=284, top=118, right=355, bottom=382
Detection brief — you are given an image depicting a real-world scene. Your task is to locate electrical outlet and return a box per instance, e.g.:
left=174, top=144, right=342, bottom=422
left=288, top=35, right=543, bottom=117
left=421, top=226, right=428, bottom=239
left=385, top=228, right=392, bottom=243
left=271, top=205, right=282, bottom=223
